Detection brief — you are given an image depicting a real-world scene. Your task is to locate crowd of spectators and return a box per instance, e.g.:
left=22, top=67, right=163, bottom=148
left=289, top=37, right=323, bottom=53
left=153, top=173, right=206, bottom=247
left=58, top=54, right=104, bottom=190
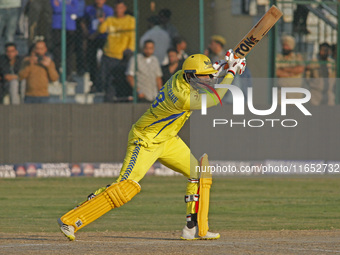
left=125, top=39, right=162, bottom=103
left=0, top=0, right=191, bottom=104
left=19, top=39, right=59, bottom=103
left=0, top=42, right=23, bottom=104
left=0, top=0, right=337, bottom=106
left=276, top=35, right=336, bottom=106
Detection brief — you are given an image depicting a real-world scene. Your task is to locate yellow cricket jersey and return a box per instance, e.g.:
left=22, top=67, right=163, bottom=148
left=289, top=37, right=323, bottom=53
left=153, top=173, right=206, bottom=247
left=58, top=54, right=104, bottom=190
left=98, top=15, right=135, bottom=59
left=131, top=70, right=234, bottom=144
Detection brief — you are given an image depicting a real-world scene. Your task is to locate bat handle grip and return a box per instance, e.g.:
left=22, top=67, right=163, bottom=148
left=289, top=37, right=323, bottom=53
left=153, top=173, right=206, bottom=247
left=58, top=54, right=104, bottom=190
left=220, top=62, right=229, bottom=70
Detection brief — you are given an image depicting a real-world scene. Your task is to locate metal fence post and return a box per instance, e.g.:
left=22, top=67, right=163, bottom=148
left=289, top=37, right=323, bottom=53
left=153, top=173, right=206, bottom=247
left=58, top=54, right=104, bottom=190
left=61, top=0, right=66, bottom=103
left=133, top=0, right=138, bottom=104
left=336, top=1, right=340, bottom=103
left=268, top=0, right=277, bottom=104
left=199, top=0, right=204, bottom=53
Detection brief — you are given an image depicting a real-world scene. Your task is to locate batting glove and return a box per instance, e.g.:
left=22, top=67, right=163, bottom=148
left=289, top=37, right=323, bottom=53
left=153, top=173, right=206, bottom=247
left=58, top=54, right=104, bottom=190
left=212, top=60, right=228, bottom=77
left=225, top=49, right=246, bottom=76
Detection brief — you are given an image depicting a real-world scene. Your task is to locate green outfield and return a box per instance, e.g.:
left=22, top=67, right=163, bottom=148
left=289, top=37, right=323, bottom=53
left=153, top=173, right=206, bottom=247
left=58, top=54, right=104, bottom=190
left=0, top=176, right=339, bottom=233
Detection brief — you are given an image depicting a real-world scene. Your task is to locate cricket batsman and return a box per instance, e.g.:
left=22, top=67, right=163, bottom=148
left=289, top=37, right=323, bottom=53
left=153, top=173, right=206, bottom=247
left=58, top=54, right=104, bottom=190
left=58, top=49, right=246, bottom=241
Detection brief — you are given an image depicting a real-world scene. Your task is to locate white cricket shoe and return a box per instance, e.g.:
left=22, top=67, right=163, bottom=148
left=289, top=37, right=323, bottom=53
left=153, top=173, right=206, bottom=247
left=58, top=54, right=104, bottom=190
left=58, top=218, right=75, bottom=241
left=181, top=225, right=220, bottom=240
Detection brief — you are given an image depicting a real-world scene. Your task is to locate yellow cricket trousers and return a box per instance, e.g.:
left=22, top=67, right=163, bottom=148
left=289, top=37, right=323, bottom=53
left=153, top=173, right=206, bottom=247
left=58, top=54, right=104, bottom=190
left=116, top=133, right=199, bottom=215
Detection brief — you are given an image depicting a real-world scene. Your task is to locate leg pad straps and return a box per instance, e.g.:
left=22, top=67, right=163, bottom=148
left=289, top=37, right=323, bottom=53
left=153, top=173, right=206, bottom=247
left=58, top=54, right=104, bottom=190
left=61, top=179, right=141, bottom=232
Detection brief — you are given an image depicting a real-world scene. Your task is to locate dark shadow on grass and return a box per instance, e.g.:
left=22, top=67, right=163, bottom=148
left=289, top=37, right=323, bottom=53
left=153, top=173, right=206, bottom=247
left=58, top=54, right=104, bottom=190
left=99, top=235, right=179, bottom=241
left=0, top=237, right=49, bottom=241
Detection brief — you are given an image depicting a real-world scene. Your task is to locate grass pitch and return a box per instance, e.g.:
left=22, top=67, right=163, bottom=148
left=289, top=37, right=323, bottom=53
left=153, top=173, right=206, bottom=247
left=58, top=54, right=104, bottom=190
left=0, top=176, right=339, bottom=234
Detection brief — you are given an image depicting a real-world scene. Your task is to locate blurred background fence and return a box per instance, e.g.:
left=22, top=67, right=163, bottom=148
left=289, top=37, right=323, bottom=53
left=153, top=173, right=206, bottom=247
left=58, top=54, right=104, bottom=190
left=1, top=0, right=340, bottom=165
left=0, top=0, right=338, bottom=105
left=0, top=0, right=208, bottom=104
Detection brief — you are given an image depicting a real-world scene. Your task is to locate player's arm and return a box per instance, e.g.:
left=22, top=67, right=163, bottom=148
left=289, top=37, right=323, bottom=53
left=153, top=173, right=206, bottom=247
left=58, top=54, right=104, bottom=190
left=98, top=17, right=109, bottom=34
left=277, top=55, right=304, bottom=77
left=155, top=58, right=163, bottom=90
left=126, top=75, right=145, bottom=98
left=18, top=57, right=33, bottom=80
left=125, top=57, right=146, bottom=98
left=277, top=65, right=304, bottom=77
left=276, top=67, right=291, bottom=78
left=127, top=17, right=136, bottom=51
left=183, top=50, right=246, bottom=110
left=156, top=77, right=163, bottom=90
left=286, top=65, right=304, bottom=75
left=290, top=64, right=305, bottom=75
left=184, top=73, right=234, bottom=111
left=126, top=57, right=137, bottom=90
left=126, top=75, right=134, bottom=87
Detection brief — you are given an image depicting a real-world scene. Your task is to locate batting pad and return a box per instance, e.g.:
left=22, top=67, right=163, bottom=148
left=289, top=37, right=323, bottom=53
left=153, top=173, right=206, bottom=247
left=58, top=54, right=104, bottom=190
left=61, top=179, right=141, bottom=232
left=198, top=153, right=212, bottom=237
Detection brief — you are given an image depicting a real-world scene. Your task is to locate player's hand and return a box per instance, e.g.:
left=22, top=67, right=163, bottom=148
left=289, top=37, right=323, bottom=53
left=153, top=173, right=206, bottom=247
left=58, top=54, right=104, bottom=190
left=138, top=92, right=145, bottom=99
left=41, top=56, right=52, bottom=67
left=225, top=49, right=246, bottom=76
left=212, top=60, right=227, bottom=77
left=4, top=74, right=18, bottom=81
left=29, top=54, right=38, bottom=65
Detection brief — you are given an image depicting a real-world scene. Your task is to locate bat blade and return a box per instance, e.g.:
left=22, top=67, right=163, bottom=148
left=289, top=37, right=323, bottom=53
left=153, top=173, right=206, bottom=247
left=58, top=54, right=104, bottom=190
left=233, top=5, right=283, bottom=58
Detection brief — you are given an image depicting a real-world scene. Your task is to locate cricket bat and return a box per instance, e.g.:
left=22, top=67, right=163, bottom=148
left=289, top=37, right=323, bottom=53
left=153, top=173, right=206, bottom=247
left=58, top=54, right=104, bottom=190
left=233, top=5, right=283, bottom=58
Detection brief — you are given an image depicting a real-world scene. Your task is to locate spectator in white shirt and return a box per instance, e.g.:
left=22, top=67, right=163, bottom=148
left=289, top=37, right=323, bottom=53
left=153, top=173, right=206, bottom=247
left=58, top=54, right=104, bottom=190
left=126, top=40, right=163, bottom=102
